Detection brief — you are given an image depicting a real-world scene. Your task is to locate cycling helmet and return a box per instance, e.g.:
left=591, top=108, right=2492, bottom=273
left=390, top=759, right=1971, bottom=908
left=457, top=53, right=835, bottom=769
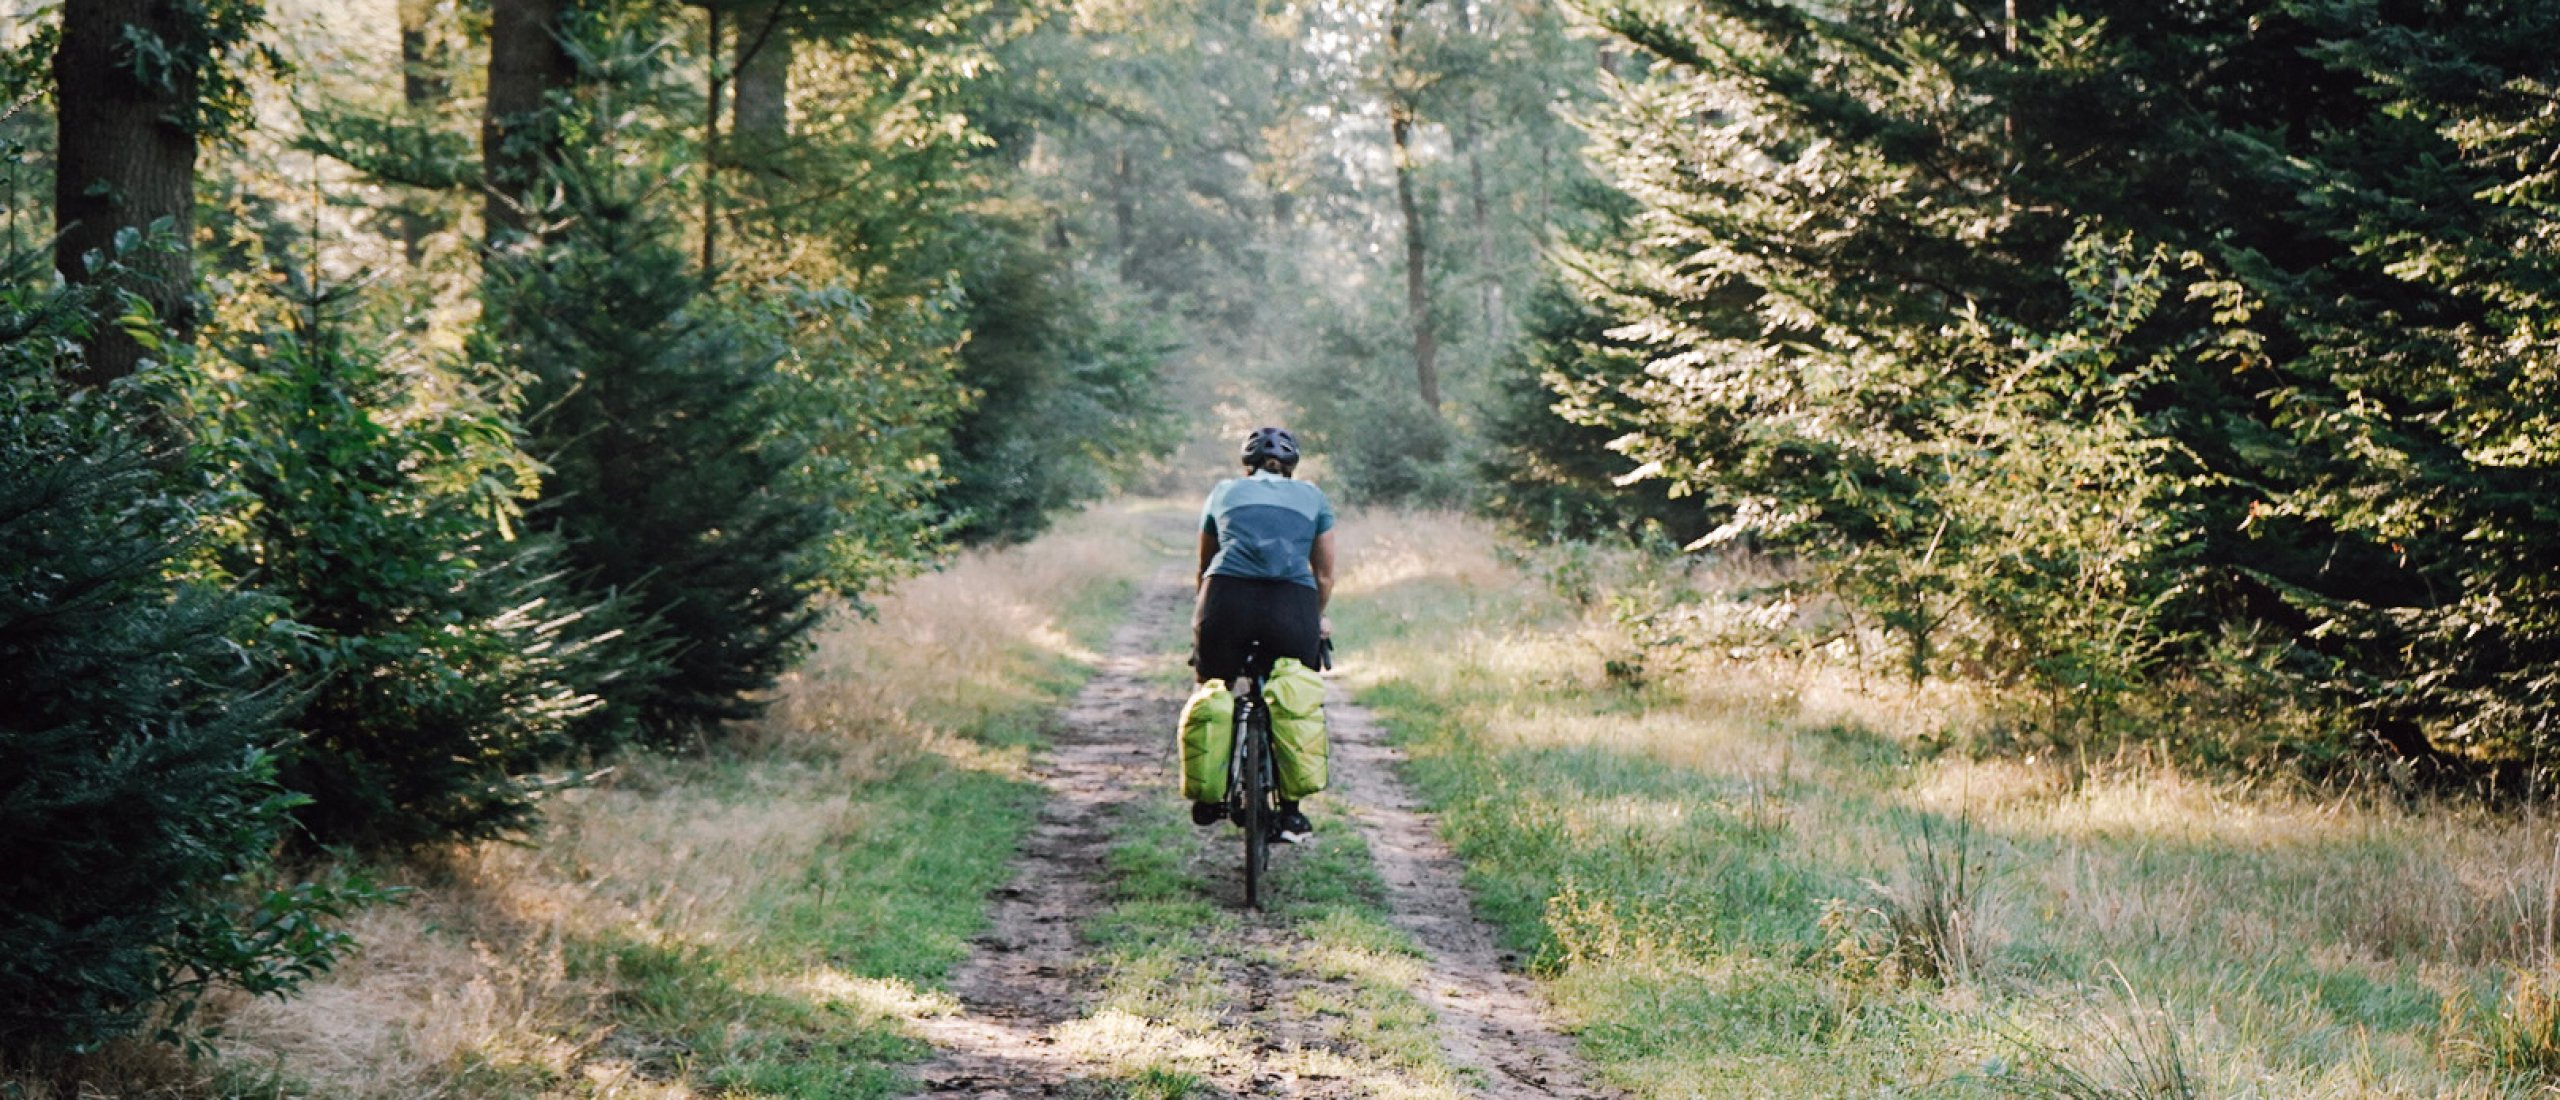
left=1241, top=425, right=1300, bottom=470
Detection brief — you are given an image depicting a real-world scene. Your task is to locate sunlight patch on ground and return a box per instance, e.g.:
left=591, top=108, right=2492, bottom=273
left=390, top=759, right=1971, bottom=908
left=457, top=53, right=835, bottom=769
left=1330, top=506, right=2560, bottom=1098
left=772, top=968, right=961, bottom=1019
left=1048, top=1008, right=1243, bottom=1077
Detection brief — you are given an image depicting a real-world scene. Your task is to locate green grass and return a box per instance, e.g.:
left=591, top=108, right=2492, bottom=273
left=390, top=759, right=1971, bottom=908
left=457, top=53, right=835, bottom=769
left=1329, top=519, right=2560, bottom=1098
left=1061, top=790, right=1469, bottom=1100
left=516, top=518, right=1189, bottom=1100
left=176, top=510, right=1183, bottom=1100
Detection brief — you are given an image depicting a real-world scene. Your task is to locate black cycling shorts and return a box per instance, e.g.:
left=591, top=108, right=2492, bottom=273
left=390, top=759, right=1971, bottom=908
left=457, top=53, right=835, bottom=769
left=1192, top=575, right=1323, bottom=683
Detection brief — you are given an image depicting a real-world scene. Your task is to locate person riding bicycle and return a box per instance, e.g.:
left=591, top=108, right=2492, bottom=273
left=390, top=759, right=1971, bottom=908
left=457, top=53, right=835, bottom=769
left=1193, top=425, right=1335, bottom=844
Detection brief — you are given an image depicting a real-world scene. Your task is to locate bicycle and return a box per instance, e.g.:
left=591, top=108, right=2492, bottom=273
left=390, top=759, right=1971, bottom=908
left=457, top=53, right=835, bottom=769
left=1224, top=642, right=1280, bottom=909
left=1222, top=637, right=1330, bottom=910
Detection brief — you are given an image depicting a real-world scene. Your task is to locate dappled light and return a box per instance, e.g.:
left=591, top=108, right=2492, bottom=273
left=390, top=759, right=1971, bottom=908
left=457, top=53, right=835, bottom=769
left=1338, top=507, right=2560, bottom=1096
left=11, top=0, right=2560, bottom=1094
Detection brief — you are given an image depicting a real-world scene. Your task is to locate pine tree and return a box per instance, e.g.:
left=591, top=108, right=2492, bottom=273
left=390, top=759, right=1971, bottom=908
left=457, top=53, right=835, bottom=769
left=488, top=165, right=829, bottom=744
left=1566, top=0, right=2560, bottom=758
left=0, top=271, right=345, bottom=1052
left=1477, top=278, right=1710, bottom=548
left=213, top=287, right=608, bottom=850
left=943, top=225, right=1171, bottom=546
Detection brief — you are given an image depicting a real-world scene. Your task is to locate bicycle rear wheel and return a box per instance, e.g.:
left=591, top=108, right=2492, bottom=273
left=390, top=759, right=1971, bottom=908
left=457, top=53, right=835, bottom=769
left=1239, top=699, right=1270, bottom=909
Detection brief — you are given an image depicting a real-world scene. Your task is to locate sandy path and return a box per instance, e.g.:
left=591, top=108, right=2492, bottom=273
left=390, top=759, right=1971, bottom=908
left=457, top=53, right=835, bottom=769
left=912, top=570, right=1609, bottom=1100
left=1328, top=705, right=1608, bottom=1100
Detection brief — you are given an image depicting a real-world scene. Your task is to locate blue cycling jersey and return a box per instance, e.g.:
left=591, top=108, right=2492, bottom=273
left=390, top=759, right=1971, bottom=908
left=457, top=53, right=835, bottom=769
left=1200, top=472, right=1335, bottom=588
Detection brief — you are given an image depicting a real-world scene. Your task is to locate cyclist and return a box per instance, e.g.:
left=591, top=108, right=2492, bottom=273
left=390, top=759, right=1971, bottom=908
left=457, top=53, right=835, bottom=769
left=1193, top=425, right=1335, bottom=844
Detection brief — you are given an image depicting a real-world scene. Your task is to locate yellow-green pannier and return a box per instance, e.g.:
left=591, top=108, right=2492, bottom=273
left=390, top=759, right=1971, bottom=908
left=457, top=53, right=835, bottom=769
left=1265, top=657, right=1328, bottom=799
left=1178, top=680, right=1235, bottom=802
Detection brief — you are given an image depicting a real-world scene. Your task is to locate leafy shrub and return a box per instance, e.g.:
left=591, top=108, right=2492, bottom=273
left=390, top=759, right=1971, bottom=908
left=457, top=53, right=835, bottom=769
left=1283, top=309, right=1472, bottom=508
left=739, top=279, right=964, bottom=597
left=0, top=277, right=350, bottom=1051
left=209, top=287, right=611, bottom=850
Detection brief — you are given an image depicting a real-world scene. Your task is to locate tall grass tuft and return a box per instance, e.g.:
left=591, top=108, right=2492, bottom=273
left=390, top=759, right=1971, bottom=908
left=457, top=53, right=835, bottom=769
left=2450, top=967, right=2560, bottom=1086
left=1890, top=815, right=1991, bottom=985
left=1983, top=987, right=2203, bottom=1099
left=1827, top=814, right=1993, bottom=987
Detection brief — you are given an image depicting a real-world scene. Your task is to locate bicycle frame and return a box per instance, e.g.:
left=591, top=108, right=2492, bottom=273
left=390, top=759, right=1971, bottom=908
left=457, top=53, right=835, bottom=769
left=1225, top=647, right=1278, bottom=909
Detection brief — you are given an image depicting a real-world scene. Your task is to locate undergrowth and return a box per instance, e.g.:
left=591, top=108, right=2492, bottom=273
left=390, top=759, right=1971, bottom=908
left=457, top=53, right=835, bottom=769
left=23, top=504, right=1183, bottom=1099
left=1333, top=510, right=2560, bottom=1099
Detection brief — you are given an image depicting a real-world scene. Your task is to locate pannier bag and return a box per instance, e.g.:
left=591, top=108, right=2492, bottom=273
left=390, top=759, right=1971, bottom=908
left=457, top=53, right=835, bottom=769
left=1265, top=657, right=1329, bottom=799
left=1178, top=680, right=1235, bottom=803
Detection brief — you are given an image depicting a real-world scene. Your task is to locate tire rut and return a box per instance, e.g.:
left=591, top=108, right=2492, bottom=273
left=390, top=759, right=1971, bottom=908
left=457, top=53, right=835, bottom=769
left=1329, top=699, right=1609, bottom=1100
left=912, top=569, right=1610, bottom=1100
left=912, top=570, right=1190, bottom=1097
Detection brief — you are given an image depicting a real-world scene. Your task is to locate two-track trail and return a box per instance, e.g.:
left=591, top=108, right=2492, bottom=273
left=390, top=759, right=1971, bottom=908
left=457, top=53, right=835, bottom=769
left=911, top=568, right=1608, bottom=1100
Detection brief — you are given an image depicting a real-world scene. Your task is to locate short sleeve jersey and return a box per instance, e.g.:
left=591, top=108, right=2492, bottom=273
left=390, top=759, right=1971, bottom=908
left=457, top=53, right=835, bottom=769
left=1201, top=471, right=1335, bottom=588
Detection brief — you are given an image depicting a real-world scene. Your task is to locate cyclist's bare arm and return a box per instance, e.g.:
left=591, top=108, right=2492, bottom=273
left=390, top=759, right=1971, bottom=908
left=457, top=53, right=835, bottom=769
left=1197, top=526, right=1218, bottom=590
left=1311, top=530, right=1336, bottom=635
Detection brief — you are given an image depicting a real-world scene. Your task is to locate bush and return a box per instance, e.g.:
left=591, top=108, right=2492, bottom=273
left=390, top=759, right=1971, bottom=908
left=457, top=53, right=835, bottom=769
left=209, top=287, right=611, bottom=850
left=1284, top=311, right=1472, bottom=508
left=0, top=278, right=350, bottom=1052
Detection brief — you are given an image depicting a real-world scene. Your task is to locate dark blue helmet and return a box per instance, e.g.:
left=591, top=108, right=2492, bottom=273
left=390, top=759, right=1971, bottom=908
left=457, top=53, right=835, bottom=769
left=1242, top=426, right=1300, bottom=469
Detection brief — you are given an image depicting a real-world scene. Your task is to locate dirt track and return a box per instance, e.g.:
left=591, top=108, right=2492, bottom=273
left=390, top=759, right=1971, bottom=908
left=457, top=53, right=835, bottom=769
left=911, top=570, right=1608, bottom=1100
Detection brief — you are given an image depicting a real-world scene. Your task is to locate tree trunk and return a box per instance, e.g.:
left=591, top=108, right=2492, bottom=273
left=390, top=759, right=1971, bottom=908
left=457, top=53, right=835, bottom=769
left=1387, top=0, right=1440, bottom=415
left=1112, top=146, right=1136, bottom=278
left=1392, top=116, right=1440, bottom=414
left=701, top=5, right=723, bottom=271
left=397, top=0, right=450, bottom=267
left=1460, top=110, right=1501, bottom=347
left=1454, top=0, right=1500, bottom=346
left=483, top=0, right=575, bottom=249
left=55, top=0, right=200, bottom=386
left=731, top=5, right=790, bottom=147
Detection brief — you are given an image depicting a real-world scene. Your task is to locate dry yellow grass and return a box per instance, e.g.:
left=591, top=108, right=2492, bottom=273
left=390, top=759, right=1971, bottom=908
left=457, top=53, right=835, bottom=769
left=141, top=504, right=1171, bottom=1099
left=1334, top=507, right=2560, bottom=1098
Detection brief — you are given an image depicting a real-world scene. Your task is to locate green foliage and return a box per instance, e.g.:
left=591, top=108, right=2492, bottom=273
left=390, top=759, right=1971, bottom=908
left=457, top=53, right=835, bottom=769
left=207, top=286, right=609, bottom=851
left=1477, top=277, right=1710, bottom=547
left=0, top=274, right=349, bottom=1053
left=944, top=225, right=1173, bottom=545
left=491, top=160, right=829, bottom=745
left=1284, top=309, right=1471, bottom=508
left=1557, top=0, right=2560, bottom=761
left=733, top=279, right=964, bottom=594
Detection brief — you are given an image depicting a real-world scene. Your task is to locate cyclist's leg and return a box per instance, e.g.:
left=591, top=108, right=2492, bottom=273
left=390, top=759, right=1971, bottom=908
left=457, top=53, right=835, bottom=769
left=1193, top=575, right=1250, bottom=685
left=1190, top=577, right=1246, bottom=825
left=1261, top=580, right=1322, bottom=843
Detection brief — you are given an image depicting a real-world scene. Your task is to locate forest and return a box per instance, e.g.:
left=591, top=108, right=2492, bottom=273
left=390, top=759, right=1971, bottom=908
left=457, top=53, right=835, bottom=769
left=5, top=0, right=2560, bottom=1095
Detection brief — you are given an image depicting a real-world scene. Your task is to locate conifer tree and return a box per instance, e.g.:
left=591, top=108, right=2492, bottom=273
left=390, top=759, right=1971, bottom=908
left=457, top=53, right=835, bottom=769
left=489, top=165, right=828, bottom=744
left=0, top=272, right=345, bottom=1051
left=214, top=287, right=608, bottom=850
left=1562, top=0, right=2560, bottom=759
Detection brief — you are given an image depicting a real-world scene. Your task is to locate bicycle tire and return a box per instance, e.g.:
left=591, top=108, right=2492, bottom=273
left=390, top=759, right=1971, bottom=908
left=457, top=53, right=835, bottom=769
left=1240, top=695, right=1270, bottom=909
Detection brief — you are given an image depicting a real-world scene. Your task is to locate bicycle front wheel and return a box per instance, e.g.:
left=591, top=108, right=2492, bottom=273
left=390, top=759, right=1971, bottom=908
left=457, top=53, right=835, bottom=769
left=1240, top=703, right=1270, bottom=909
